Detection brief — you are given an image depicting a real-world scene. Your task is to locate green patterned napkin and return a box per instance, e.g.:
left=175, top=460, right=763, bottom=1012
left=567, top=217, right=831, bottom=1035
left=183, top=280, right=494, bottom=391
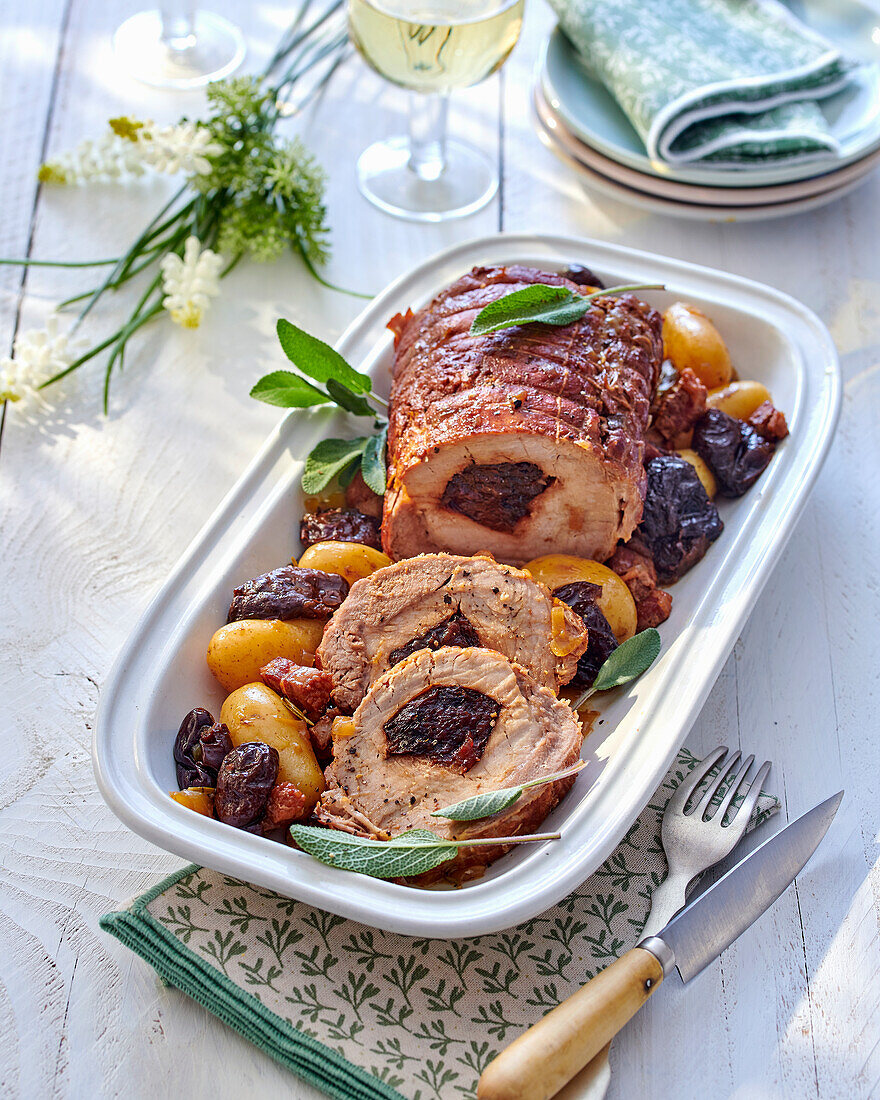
left=547, top=0, right=853, bottom=166
left=101, top=749, right=776, bottom=1100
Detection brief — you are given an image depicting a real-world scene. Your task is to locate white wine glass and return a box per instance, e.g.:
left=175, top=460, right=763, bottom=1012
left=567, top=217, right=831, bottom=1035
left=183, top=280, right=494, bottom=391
left=348, top=0, right=524, bottom=221
left=114, top=3, right=246, bottom=89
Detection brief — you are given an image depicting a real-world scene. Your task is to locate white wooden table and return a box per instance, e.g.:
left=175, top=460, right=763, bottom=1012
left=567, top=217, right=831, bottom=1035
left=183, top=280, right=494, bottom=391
left=2, top=2, right=878, bottom=1097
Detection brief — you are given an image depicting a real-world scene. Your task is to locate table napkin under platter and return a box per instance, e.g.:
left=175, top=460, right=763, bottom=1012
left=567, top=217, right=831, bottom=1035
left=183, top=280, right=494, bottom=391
left=101, top=749, right=776, bottom=1100
left=546, top=0, right=855, bottom=167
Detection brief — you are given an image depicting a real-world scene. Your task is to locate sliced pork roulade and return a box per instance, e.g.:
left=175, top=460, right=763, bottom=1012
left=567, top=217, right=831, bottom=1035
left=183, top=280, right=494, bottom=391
left=316, top=552, right=588, bottom=711
left=383, top=264, right=663, bottom=565
left=315, top=646, right=583, bottom=880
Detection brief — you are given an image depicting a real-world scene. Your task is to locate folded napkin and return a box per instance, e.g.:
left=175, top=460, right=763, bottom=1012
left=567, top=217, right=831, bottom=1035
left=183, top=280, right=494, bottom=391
left=548, top=0, right=853, bottom=166
left=101, top=749, right=777, bottom=1100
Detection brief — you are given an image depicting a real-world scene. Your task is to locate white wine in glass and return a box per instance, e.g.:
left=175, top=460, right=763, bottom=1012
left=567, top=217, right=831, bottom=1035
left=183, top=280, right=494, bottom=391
left=349, top=0, right=525, bottom=221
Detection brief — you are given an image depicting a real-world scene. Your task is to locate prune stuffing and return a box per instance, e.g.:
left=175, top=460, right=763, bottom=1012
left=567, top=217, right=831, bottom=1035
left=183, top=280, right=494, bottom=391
left=388, top=611, right=481, bottom=667
left=562, top=264, right=604, bottom=288
left=553, top=582, right=619, bottom=687
left=174, top=707, right=215, bottom=789
left=441, top=462, right=554, bottom=533
left=300, top=508, right=381, bottom=550
left=384, top=686, right=500, bottom=774
left=692, top=408, right=775, bottom=497
left=214, top=742, right=279, bottom=830
left=198, top=723, right=233, bottom=774
left=637, top=456, right=724, bottom=585
left=227, top=565, right=349, bottom=622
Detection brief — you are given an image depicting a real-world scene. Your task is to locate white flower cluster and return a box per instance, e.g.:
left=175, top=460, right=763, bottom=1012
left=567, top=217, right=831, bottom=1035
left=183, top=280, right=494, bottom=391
left=160, top=237, right=224, bottom=329
left=40, top=119, right=221, bottom=185
left=0, top=316, right=84, bottom=405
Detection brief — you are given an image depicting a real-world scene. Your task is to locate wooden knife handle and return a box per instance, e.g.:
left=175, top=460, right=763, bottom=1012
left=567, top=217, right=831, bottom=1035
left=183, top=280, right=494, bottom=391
left=476, top=947, right=665, bottom=1100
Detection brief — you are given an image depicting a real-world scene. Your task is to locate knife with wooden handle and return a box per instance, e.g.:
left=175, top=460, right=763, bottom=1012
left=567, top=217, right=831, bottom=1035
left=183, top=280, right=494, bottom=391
left=478, top=791, right=843, bottom=1100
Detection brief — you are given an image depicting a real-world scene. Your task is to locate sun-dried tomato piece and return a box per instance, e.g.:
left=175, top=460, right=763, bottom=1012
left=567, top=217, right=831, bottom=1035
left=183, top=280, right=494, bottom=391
left=608, top=545, right=673, bottom=630
left=746, top=401, right=789, bottom=443
left=260, top=659, right=333, bottom=720
left=262, top=783, right=309, bottom=831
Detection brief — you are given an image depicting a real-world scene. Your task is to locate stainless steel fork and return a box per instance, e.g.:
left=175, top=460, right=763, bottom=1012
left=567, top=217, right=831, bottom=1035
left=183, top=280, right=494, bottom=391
left=641, top=745, right=772, bottom=937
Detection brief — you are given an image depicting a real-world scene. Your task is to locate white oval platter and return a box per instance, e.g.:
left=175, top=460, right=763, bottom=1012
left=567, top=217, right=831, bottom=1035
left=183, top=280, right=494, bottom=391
left=93, top=233, right=840, bottom=937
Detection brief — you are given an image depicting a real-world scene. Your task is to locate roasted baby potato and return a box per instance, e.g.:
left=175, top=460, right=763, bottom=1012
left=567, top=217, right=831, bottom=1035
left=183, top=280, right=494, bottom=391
left=523, top=555, right=637, bottom=642
left=296, top=540, right=391, bottom=586
left=706, top=380, right=772, bottom=421
left=663, top=302, right=733, bottom=390
left=169, top=787, right=215, bottom=816
left=676, top=447, right=717, bottom=499
left=220, top=682, right=325, bottom=810
left=207, top=618, right=324, bottom=693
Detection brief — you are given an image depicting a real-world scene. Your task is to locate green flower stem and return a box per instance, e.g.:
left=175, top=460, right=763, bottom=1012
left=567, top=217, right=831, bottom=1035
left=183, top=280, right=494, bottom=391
left=103, top=298, right=163, bottom=412
left=0, top=257, right=120, bottom=268
left=294, top=237, right=373, bottom=301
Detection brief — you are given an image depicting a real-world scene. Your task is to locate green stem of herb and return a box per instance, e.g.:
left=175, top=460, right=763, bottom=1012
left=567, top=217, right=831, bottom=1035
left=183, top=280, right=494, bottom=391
left=520, top=761, right=586, bottom=791
left=0, top=256, right=121, bottom=268
left=454, top=832, right=561, bottom=848
left=572, top=686, right=596, bottom=710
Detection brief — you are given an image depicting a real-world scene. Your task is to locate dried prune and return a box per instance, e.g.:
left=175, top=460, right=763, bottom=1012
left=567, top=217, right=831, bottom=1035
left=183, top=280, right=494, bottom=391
left=692, top=408, right=775, bottom=497
left=563, top=264, right=604, bottom=288
left=300, top=508, right=381, bottom=550
left=554, top=581, right=619, bottom=687
left=260, top=658, right=333, bottom=720
left=384, top=686, right=500, bottom=774
left=637, top=456, right=724, bottom=584
left=441, top=462, right=554, bottom=532
left=227, top=565, right=349, bottom=622
left=214, top=742, right=279, bottom=831
left=388, top=612, right=481, bottom=667
left=198, top=723, right=233, bottom=774
left=174, top=708, right=215, bottom=789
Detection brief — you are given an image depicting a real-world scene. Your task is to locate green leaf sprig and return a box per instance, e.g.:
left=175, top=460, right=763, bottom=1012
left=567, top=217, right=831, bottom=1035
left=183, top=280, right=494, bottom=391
left=470, top=283, right=665, bottom=336
left=290, top=824, right=561, bottom=879
left=573, top=627, right=662, bottom=710
left=251, top=319, right=389, bottom=496
left=431, top=760, right=586, bottom=822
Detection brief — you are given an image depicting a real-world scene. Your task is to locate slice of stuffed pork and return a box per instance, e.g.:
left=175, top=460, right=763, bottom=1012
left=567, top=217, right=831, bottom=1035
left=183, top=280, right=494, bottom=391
left=314, top=646, right=583, bottom=882
left=382, top=264, right=663, bottom=565
left=316, top=552, right=588, bottom=712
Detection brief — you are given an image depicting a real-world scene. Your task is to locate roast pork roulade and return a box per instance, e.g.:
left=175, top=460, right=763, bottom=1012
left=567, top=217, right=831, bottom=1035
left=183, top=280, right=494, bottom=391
left=382, top=264, right=663, bottom=565
left=314, top=646, right=583, bottom=880
left=316, top=552, right=588, bottom=711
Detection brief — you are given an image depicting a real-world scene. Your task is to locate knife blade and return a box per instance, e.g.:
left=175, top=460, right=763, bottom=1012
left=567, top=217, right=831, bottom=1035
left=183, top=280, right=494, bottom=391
left=477, top=790, right=843, bottom=1100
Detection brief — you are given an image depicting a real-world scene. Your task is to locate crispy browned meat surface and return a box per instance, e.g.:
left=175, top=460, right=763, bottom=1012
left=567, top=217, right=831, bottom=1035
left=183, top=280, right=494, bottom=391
left=608, top=544, right=673, bottom=630
left=315, top=646, right=582, bottom=881
left=382, top=265, right=663, bottom=565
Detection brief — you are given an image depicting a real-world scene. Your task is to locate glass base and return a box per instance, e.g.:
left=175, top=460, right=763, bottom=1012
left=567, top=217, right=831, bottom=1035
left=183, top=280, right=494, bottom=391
left=357, top=136, right=498, bottom=222
left=113, top=10, right=246, bottom=89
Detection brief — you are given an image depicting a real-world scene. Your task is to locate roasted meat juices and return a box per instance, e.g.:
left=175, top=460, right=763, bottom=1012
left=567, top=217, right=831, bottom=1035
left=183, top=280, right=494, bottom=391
left=383, top=265, right=663, bottom=565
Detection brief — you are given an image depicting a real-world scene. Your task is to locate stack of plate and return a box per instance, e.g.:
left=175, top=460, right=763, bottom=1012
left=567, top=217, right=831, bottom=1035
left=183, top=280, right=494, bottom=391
left=535, top=0, right=880, bottom=221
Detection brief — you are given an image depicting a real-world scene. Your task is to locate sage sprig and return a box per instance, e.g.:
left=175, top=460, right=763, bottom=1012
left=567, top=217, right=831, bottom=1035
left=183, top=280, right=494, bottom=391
left=290, top=824, right=561, bottom=879
left=432, top=761, right=586, bottom=822
left=470, top=283, right=665, bottom=336
left=573, top=627, right=662, bottom=710
left=251, top=319, right=388, bottom=495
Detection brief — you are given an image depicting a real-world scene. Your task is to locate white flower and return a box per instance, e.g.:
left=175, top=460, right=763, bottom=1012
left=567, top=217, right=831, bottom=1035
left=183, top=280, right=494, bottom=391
left=138, top=121, right=222, bottom=177
left=39, top=118, right=221, bottom=185
left=39, top=133, right=146, bottom=185
left=160, top=237, right=224, bottom=329
left=0, top=316, right=85, bottom=404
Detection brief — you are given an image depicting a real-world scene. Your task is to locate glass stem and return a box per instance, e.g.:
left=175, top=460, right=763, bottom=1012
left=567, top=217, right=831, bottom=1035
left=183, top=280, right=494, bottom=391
left=160, top=3, right=197, bottom=53
left=407, top=92, right=449, bottom=182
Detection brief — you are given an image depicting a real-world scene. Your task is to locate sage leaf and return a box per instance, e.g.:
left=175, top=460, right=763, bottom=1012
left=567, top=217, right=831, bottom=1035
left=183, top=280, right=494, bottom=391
left=360, top=425, right=388, bottom=496
left=277, top=318, right=372, bottom=394
left=326, top=378, right=375, bottom=416
left=290, top=826, right=459, bottom=879
left=301, top=436, right=368, bottom=494
left=432, top=761, right=586, bottom=822
left=591, top=627, right=661, bottom=692
left=470, top=282, right=665, bottom=336
left=249, top=370, right=332, bottom=408
left=290, top=825, right=562, bottom=879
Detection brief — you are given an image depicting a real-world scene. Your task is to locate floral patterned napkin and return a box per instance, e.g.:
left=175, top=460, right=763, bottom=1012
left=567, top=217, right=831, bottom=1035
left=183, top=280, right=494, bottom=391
left=101, top=748, right=777, bottom=1100
left=547, top=0, right=854, bottom=166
